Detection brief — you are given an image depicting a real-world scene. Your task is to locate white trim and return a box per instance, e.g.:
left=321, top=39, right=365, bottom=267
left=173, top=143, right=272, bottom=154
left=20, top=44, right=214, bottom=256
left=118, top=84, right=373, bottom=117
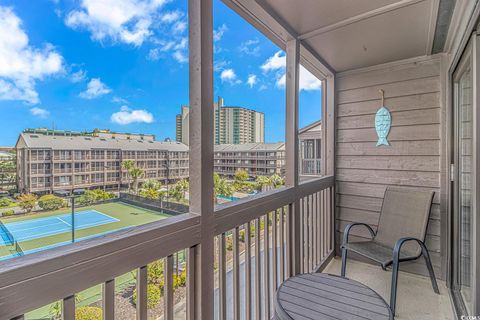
left=426, top=0, right=441, bottom=54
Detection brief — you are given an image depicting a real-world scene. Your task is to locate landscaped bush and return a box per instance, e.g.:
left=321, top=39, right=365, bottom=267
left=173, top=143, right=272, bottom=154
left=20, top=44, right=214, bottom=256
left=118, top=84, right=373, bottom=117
left=0, top=197, right=14, bottom=208
left=75, top=306, right=102, bottom=320
left=2, top=209, right=14, bottom=216
left=38, top=195, right=65, bottom=211
left=77, top=189, right=115, bottom=206
left=17, top=193, right=37, bottom=212
left=173, top=270, right=187, bottom=288
left=133, top=284, right=162, bottom=309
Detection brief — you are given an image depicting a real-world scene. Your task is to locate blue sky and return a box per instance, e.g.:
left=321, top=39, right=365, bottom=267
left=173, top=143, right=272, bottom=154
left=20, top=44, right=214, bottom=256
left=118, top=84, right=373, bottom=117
left=0, top=0, right=321, bottom=146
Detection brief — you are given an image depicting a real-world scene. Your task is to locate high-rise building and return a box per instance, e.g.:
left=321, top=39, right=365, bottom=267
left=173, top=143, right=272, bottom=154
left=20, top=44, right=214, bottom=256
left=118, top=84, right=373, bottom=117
left=176, top=97, right=265, bottom=145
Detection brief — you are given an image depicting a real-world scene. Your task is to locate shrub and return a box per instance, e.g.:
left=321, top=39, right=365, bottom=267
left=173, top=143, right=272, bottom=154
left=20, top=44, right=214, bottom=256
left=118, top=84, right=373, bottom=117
left=75, top=306, right=102, bottom=320
left=173, top=270, right=187, bottom=288
left=0, top=197, right=13, bottom=208
left=2, top=209, right=14, bottom=217
left=133, top=284, right=162, bottom=309
left=139, top=187, right=161, bottom=200
left=77, top=189, right=114, bottom=206
left=38, top=195, right=65, bottom=211
left=17, top=193, right=37, bottom=212
left=141, top=178, right=162, bottom=190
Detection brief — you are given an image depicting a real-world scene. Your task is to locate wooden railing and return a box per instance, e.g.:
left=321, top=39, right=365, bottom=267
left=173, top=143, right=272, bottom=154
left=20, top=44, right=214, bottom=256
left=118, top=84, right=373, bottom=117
left=0, top=176, right=334, bottom=320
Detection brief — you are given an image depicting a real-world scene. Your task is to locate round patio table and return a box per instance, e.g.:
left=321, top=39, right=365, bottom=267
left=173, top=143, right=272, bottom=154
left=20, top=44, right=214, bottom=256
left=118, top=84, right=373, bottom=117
left=274, top=273, right=393, bottom=320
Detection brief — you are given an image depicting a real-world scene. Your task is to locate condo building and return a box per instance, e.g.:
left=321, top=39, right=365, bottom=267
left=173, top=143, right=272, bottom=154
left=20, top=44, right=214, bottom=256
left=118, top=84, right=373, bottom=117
left=298, top=120, right=322, bottom=178
left=15, top=130, right=188, bottom=194
left=213, top=143, right=285, bottom=177
left=176, top=96, right=265, bottom=145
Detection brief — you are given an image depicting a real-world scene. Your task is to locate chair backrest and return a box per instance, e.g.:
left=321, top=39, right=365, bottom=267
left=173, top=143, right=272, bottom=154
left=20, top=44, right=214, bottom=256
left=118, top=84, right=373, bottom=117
left=375, top=187, right=434, bottom=257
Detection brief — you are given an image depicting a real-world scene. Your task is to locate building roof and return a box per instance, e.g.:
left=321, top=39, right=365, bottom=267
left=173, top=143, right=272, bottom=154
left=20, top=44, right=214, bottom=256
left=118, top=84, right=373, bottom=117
left=214, top=142, right=284, bottom=152
left=299, top=120, right=321, bottom=134
left=16, top=133, right=188, bottom=152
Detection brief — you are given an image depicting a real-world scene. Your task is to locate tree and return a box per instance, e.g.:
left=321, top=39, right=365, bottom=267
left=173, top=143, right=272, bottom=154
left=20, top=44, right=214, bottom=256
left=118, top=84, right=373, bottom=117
left=121, top=160, right=135, bottom=191
left=176, top=178, right=189, bottom=199
left=234, top=169, right=248, bottom=182
left=129, top=167, right=144, bottom=194
left=214, top=173, right=234, bottom=203
left=17, top=193, right=37, bottom=212
left=38, top=194, right=65, bottom=211
left=139, top=187, right=161, bottom=200
left=270, top=174, right=285, bottom=188
left=255, top=175, right=271, bottom=192
left=141, top=178, right=161, bottom=190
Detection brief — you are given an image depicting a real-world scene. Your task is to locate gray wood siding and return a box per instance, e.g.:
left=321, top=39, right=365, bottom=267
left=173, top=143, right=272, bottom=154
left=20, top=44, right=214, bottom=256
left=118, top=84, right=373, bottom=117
left=335, top=57, right=445, bottom=278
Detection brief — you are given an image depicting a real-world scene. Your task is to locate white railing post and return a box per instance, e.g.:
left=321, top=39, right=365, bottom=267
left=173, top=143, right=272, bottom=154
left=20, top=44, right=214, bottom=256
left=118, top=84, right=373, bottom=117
left=285, top=38, right=301, bottom=276
left=188, top=0, right=214, bottom=318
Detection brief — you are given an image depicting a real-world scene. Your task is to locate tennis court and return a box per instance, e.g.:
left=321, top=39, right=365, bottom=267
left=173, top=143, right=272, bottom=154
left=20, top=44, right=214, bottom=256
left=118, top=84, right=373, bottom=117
left=0, top=210, right=119, bottom=246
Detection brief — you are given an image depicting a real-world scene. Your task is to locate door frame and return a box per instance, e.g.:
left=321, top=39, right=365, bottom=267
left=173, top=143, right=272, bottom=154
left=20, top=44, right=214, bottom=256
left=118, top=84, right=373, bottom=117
left=449, top=32, right=480, bottom=317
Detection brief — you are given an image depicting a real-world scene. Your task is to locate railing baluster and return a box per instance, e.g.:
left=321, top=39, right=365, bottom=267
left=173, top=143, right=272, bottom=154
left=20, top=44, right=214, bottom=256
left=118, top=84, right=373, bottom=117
left=263, top=213, right=271, bottom=320
left=312, top=192, right=318, bottom=268
left=279, top=206, right=285, bottom=282
left=165, top=255, right=174, bottom=320
left=186, top=246, right=197, bottom=320
left=219, top=234, right=227, bottom=320
left=245, top=222, right=252, bottom=320
left=254, top=218, right=261, bottom=320
left=330, top=186, right=335, bottom=252
left=324, top=189, right=328, bottom=258
left=308, top=194, right=313, bottom=272
left=103, top=279, right=115, bottom=320
left=286, top=204, right=292, bottom=278
left=63, top=295, right=75, bottom=320
left=137, top=266, right=148, bottom=320
left=272, top=209, right=278, bottom=291
left=233, top=227, right=240, bottom=320
left=299, top=198, right=304, bottom=273
left=317, top=191, right=321, bottom=263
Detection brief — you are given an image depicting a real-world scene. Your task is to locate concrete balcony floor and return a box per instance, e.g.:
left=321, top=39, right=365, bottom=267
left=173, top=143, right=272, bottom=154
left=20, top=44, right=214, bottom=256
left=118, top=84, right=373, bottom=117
left=323, top=258, right=453, bottom=320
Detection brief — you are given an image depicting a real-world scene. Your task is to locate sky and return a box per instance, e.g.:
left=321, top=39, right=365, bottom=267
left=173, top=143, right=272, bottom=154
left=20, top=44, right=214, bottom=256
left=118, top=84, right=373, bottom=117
left=0, top=0, right=322, bottom=146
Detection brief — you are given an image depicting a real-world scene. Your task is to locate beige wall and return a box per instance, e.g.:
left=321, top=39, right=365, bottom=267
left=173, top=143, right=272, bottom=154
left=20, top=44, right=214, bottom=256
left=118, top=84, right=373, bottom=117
left=335, top=56, right=445, bottom=278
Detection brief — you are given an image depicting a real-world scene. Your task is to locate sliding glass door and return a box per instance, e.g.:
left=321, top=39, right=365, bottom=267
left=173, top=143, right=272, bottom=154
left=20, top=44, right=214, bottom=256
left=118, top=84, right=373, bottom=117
left=452, top=33, right=479, bottom=316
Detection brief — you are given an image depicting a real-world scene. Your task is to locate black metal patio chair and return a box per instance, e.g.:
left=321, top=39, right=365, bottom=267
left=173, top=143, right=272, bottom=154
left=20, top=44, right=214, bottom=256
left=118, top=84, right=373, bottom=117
left=340, top=187, right=440, bottom=316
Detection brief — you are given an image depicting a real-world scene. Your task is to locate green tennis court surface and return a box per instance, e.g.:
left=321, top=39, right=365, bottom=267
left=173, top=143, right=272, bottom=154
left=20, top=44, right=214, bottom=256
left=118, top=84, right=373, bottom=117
left=0, top=201, right=171, bottom=260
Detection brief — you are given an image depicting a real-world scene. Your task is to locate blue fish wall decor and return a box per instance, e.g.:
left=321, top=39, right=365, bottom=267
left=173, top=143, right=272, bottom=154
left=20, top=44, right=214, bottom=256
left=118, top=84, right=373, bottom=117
left=375, top=106, right=391, bottom=146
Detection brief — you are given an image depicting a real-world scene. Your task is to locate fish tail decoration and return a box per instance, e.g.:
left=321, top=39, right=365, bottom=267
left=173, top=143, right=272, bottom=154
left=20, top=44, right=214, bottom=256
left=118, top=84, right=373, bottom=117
left=376, top=137, right=389, bottom=146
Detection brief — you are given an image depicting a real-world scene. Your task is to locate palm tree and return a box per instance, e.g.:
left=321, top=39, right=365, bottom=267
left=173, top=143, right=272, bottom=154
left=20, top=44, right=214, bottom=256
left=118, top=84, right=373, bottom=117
left=270, top=174, right=285, bottom=188
left=214, top=173, right=233, bottom=203
left=176, top=178, right=189, bottom=199
left=130, top=167, right=144, bottom=194
left=122, top=160, right=135, bottom=192
left=255, top=175, right=271, bottom=192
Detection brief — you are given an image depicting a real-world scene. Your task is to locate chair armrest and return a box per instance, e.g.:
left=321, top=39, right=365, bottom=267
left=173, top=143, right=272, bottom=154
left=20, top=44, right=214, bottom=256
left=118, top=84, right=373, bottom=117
left=392, top=237, right=426, bottom=262
left=342, top=223, right=376, bottom=246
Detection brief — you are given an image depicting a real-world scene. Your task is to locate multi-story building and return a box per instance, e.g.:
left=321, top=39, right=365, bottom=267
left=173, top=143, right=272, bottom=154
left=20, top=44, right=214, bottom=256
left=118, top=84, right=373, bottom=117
left=298, top=120, right=322, bottom=178
left=176, top=96, right=265, bottom=145
left=15, top=130, right=188, bottom=194
left=213, top=143, right=285, bottom=177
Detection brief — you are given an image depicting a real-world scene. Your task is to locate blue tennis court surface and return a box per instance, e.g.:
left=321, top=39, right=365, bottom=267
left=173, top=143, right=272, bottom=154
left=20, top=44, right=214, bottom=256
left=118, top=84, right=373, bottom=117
left=0, top=210, right=119, bottom=246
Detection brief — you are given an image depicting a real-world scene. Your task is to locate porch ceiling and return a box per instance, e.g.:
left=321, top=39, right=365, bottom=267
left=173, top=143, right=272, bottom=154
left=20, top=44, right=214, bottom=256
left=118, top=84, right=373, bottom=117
left=255, top=0, right=455, bottom=72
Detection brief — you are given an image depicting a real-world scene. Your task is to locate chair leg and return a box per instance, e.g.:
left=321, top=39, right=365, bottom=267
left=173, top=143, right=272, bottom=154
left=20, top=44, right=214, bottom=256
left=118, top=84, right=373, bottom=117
left=422, top=246, right=440, bottom=294
left=341, top=248, right=347, bottom=277
left=390, top=258, right=400, bottom=316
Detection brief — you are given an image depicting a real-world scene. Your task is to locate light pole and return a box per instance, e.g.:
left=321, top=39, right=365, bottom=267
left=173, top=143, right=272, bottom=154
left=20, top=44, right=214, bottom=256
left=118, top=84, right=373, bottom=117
left=162, top=153, right=170, bottom=205
left=56, top=189, right=84, bottom=243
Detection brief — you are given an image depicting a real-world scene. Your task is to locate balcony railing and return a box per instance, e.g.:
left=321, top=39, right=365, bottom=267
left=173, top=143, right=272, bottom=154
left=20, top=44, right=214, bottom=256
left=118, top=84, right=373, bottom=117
left=0, top=177, right=334, bottom=319
left=0, top=176, right=334, bottom=320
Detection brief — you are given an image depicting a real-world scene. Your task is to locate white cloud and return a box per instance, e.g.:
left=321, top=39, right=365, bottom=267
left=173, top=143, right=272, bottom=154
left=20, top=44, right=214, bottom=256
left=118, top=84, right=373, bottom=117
left=112, top=96, right=128, bottom=104
left=261, top=50, right=286, bottom=71
left=0, top=6, right=63, bottom=104
left=147, top=48, right=160, bottom=60
left=173, top=51, right=187, bottom=63
left=65, top=0, right=169, bottom=46
left=172, top=21, right=186, bottom=34
left=70, top=69, right=87, bottom=82
left=214, top=60, right=230, bottom=72
left=262, top=51, right=321, bottom=91
left=213, top=24, right=227, bottom=42
left=111, top=105, right=154, bottom=124
left=30, top=107, right=50, bottom=118
left=160, top=11, right=182, bottom=23
left=79, top=78, right=111, bottom=99
left=239, top=38, right=260, bottom=56
left=247, top=74, right=257, bottom=88
left=220, top=69, right=241, bottom=84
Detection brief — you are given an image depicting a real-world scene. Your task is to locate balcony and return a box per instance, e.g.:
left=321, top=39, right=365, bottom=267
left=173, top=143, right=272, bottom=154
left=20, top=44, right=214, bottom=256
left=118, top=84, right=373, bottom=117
left=1, top=0, right=477, bottom=319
